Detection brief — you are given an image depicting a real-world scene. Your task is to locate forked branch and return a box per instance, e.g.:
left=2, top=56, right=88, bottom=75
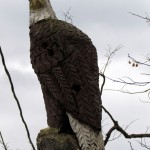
left=99, top=50, right=150, bottom=147
left=103, top=105, right=150, bottom=145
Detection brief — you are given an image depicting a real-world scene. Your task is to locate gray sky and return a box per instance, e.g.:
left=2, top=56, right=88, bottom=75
left=0, top=0, right=150, bottom=149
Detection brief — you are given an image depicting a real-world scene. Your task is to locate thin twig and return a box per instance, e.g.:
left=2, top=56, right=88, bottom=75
left=0, top=131, right=7, bottom=150
left=129, top=12, right=150, bottom=21
left=0, top=47, right=36, bottom=150
left=61, top=7, right=73, bottom=23
left=128, top=141, right=135, bottom=150
left=136, top=140, right=150, bottom=150
left=104, top=88, right=150, bottom=95
left=102, top=45, right=123, bottom=74
left=128, top=54, right=150, bottom=67
left=106, top=76, right=150, bottom=86
left=129, top=12, right=150, bottom=27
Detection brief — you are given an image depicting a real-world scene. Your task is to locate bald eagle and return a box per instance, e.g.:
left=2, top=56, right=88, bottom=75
left=29, top=0, right=104, bottom=149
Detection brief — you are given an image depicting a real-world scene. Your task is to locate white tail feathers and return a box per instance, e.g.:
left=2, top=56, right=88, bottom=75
left=67, top=113, right=105, bottom=150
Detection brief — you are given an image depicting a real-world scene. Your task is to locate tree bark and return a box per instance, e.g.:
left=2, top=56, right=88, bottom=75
left=37, top=128, right=81, bottom=150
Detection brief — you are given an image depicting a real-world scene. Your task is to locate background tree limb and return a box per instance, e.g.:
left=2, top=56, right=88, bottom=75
left=0, top=47, right=36, bottom=150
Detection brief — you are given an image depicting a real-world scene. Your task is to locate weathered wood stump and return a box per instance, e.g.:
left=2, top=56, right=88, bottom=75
left=37, top=128, right=81, bottom=150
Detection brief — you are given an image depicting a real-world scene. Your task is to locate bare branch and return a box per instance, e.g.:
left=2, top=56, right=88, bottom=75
left=136, top=140, right=150, bottom=150
left=109, top=119, right=140, bottom=142
left=101, top=45, right=123, bottom=74
left=104, top=126, right=116, bottom=145
left=61, top=7, right=73, bottom=23
left=141, top=73, right=150, bottom=76
left=0, top=131, right=8, bottom=150
left=104, top=88, right=150, bottom=101
left=106, top=76, right=150, bottom=86
left=129, top=12, right=150, bottom=22
left=104, top=88, right=150, bottom=95
left=99, top=73, right=106, bottom=96
left=102, top=106, right=116, bottom=123
left=128, top=141, right=135, bottom=150
left=0, top=47, right=36, bottom=150
left=128, top=54, right=150, bottom=67
left=103, top=105, right=150, bottom=146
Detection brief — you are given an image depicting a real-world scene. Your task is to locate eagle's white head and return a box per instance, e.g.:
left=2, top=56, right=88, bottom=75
left=29, top=0, right=57, bottom=25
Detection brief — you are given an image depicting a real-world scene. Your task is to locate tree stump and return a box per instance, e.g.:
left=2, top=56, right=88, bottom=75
left=37, top=128, right=81, bottom=150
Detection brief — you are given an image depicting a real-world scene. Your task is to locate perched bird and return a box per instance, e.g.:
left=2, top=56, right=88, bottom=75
left=29, top=0, right=104, bottom=149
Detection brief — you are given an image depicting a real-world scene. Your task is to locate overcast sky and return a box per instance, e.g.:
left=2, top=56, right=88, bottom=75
left=0, top=0, right=150, bottom=149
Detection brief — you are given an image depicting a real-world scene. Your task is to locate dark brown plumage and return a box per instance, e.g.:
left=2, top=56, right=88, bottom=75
left=30, top=18, right=102, bottom=131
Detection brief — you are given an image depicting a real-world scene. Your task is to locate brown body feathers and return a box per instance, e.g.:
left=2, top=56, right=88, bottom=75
left=30, top=19, right=102, bottom=131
